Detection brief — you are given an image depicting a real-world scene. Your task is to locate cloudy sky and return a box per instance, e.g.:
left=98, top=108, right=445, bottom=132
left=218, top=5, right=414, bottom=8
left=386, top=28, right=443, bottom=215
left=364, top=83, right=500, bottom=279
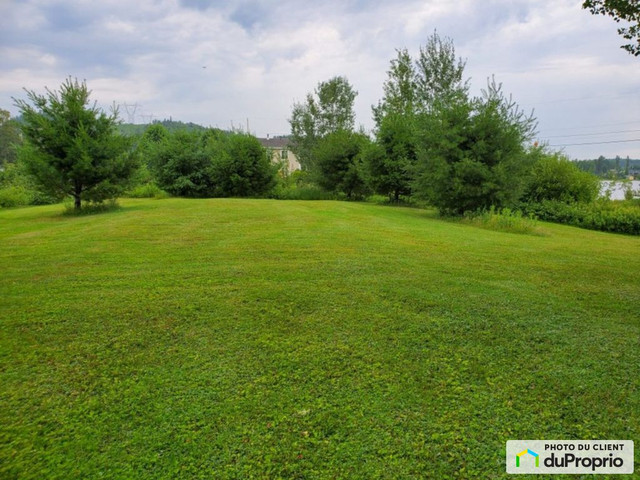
left=1, top=0, right=638, bottom=159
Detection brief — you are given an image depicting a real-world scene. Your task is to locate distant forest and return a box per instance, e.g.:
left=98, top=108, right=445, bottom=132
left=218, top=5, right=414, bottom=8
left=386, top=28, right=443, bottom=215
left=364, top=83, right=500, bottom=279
left=117, top=119, right=207, bottom=136
left=573, top=156, right=640, bottom=178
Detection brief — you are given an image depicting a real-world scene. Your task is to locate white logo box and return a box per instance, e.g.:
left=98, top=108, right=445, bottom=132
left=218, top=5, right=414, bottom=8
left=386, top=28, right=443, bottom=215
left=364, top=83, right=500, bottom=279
left=506, top=440, right=634, bottom=474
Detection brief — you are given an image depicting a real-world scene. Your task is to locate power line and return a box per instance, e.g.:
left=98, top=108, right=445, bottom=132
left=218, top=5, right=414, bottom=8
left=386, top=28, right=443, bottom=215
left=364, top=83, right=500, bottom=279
left=549, top=138, right=640, bottom=147
left=527, top=92, right=638, bottom=107
left=545, top=129, right=640, bottom=139
left=539, top=120, right=640, bottom=134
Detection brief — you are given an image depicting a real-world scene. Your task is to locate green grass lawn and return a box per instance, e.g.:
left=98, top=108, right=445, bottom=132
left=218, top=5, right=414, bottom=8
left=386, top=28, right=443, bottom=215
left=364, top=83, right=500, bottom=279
left=1, top=198, right=638, bottom=479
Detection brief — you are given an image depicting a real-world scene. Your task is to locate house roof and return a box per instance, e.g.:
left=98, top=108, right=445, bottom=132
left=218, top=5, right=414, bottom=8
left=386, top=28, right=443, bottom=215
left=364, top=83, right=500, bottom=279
left=258, top=137, right=291, bottom=149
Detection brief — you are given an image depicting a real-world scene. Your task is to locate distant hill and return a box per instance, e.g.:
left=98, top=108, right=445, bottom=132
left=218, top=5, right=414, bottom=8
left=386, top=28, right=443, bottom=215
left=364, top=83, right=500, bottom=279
left=118, top=119, right=208, bottom=136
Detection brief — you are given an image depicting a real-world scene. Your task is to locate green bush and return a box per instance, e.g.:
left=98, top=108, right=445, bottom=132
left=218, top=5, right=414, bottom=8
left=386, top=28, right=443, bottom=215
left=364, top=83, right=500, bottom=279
left=127, top=183, right=169, bottom=199
left=523, top=153, right=600, bottom=204
left=0, top=163, right=61, bottom=207
left=272, top=169, right=335, bottom=200
left=312, top=130, right=370, bottom=199
left=365, top=114, right=416, bottom=201
left=210, top=133, right=278, bottom=197
left=147, top=129, right=277, bottom=198
left=149, top=129, right=218, bottom=197
left=272, top=184, right=336, bottom=200
left=0, top=185, right=33, bottom=208
left=524, top=200, right=640, bottom=235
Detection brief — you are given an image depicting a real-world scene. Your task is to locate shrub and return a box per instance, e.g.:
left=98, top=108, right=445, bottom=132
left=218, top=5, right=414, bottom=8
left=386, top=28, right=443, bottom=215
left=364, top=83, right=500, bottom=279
left=148, top=130, right=278, bottom=198
left=149, top=130, right=219, bottom=197
left=312, top=130, right=370, bottom=199
left=272, top=170, right=335, bottom=200
left=0, top=162, right=61, bottom=207
left=127, top=183, right=169, bottom=199
left=210, top=133, right=278, bottom=197
left=272, top=184, right=336, bottom=200
left=523, top=153, right=600, bottom=204
left=0, top=185, right=33, bottom=208
left=461, top=207, right=542, bottom=235
left=524, top=200, right=640, bottom=235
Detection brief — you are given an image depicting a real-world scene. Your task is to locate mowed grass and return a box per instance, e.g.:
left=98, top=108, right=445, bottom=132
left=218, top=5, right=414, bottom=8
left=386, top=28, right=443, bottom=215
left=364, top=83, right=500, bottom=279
left=0, top=198, right=638, bottom=479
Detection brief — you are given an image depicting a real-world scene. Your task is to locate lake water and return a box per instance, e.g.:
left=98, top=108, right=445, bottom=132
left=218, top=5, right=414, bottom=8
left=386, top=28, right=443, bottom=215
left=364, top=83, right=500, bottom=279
left=600, top=181, right=640, bottom=200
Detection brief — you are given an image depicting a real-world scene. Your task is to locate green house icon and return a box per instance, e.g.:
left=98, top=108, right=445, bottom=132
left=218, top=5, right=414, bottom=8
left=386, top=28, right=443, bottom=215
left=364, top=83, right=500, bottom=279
left=516, top=449, right=539, bottom=468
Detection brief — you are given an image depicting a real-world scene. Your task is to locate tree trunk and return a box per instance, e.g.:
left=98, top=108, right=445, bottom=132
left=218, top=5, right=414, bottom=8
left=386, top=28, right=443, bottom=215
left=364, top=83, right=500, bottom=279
left=74, top=182, right=82, bottom=210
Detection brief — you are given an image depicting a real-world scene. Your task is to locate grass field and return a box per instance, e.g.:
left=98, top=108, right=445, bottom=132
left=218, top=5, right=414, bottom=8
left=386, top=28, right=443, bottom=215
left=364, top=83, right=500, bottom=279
left=1, top=198, right=638, bottom=479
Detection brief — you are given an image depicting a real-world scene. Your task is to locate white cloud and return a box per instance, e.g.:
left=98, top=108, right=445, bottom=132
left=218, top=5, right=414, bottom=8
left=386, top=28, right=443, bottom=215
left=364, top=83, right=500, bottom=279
left=1, top=0, right=638, bottom=158
left=104, top=18, right=136, bottom=34
left=402, top=0, right=474, bottom=37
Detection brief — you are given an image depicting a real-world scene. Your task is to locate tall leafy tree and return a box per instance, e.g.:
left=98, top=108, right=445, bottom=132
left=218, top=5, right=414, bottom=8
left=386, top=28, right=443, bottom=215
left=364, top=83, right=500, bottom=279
left=625, top=156, right=630, bottom=176
left=289, top=96, right=319, bottom=172
left=373, top=33, right=468, bottom=125
left=414, top=31, right=469, bottom=112
left=289, top=76, right=357, bottom=170
left=369, top=50, right=419, bottom=201
left=372, top=48, right=417, bottom=128
left=14, top=78, right=137, bottom=209
left=583, top=0, right=640, bottom=56
left=368, top=49, right=419, bottom=200
left=315, top=76, right=357, bottom=135
left=368, top=33, right=468, bottom=200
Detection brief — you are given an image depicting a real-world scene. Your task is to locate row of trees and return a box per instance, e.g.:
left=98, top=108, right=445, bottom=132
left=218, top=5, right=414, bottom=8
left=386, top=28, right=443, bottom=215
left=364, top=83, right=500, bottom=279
left=1, top=32, right=629, bottom=215
left=288, top=33, right=601, bottom=214
left=575, top=155, right=639, bottom=178
left=3, top=79, right=279, bottom=209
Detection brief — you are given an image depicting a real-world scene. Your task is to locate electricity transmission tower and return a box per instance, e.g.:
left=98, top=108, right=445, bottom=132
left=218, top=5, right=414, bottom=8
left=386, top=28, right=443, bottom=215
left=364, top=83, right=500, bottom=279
left=121, top=103, right=140, bottom=124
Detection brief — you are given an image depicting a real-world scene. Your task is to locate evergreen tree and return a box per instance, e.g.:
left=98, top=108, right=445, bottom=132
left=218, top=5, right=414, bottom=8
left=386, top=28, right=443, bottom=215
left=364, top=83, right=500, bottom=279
left=414, top=78, right=537, bottom=214
left=14, top=78, right=137, bottom=210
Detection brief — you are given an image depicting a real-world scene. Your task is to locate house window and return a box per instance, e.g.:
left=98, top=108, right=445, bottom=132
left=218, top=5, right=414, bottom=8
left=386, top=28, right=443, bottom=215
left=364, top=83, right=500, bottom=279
left=281, top=148, right=288, bottom=160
